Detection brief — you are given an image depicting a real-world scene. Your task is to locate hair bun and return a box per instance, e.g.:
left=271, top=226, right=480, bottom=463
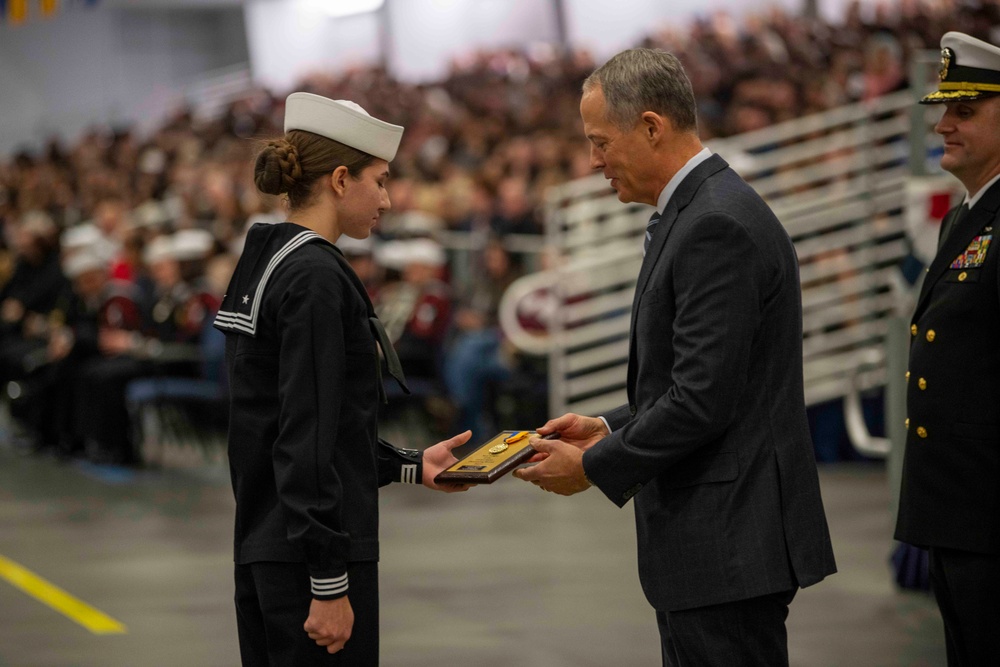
left=254, top=140, right=304, bottom=196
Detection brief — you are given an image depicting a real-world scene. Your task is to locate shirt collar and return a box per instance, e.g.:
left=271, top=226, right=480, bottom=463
left=965, top=171, right=1000, bottom=209
left=655, top=147, right=713, bottom=215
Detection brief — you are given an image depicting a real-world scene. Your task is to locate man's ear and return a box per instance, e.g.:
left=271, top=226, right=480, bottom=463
left=640, top=111, right=668, bottom=145
left=329, top=166, right=350, bottom=196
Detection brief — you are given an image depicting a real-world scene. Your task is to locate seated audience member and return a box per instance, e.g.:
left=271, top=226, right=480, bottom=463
left=0, top=212, right=69, bottom=401
left=375, top=238, right=452, bottom=380
left=72, top=235, right=211, bottom=463
left=443, top=238, right=521, bottom=440
left=27, top=248, right=143, bottom=456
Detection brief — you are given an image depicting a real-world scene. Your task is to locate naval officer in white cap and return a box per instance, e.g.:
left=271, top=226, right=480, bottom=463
left=895, top=31, right=1000, bottom=667
left=214, top=93, right=472, bottom=666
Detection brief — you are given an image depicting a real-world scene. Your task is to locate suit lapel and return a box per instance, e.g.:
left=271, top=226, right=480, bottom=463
left=631, top=154, right=729, bottom=302
left=914, top=182, right=1000, bottom=318
left=632, top=202, right=677, bottom=307
left=625, top=154, right=730, bottom=402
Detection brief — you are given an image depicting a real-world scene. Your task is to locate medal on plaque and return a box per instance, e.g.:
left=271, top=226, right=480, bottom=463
left=434, top=430, right=558, bottom=484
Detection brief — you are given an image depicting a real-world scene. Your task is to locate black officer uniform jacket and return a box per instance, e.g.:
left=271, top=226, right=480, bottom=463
left=583, top=155, right=837, bottom=613
left=896, top=180, right=1000, bottom=556
left=214, top=222, right=421, bottom=600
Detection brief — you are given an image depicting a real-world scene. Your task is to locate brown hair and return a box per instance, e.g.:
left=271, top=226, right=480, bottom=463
left=254, top=130, right=376, bottom=210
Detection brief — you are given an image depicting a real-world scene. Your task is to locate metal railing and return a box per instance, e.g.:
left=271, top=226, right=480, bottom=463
left=183, top=63, right=254, bottom=120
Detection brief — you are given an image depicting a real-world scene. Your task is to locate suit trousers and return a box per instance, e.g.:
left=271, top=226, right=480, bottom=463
left=235, top=561, right=379, bottom=666
left=656, top=589, right=796, bottom=667
left=929, top=547, right=1000, bottom=667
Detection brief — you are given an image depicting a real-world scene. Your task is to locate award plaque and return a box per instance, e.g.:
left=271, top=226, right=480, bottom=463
left=434, top=431, right=556, bottom=484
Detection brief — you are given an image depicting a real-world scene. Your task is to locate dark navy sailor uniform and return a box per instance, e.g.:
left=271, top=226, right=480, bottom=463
left=214, top=222, right=419, bottom=665
left=215, top=223, right=422, bottom=666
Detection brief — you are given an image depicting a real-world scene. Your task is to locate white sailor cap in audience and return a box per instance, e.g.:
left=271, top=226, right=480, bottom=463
left=336, top=234, right=375, bottom=257
left=284, top=93, right=404, bottom=162
left=172, top=228, right=215, bottom=261
left=922, top=31, right=1000, bottom=103
left=374, top=239, right=410, bottom=271
left=402, top=238, right=446, bottom=267
left=144, top=235, right=176, bottom=265
left=62, top=223, right=102, bottom=252
left=393, top=210, right=445, bottom=236
left=63, top=248, right=106, bottom=279
left=131, top=201, right=172, bottom=229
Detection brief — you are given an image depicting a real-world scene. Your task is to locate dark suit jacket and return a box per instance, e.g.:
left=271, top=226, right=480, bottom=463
left=583, top=155, right=837, bottom=612
left=895, top=180, right=1000, bottom=556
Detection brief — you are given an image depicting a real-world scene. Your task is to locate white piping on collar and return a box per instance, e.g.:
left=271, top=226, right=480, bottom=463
left=214, top=230, right=323, bottom=336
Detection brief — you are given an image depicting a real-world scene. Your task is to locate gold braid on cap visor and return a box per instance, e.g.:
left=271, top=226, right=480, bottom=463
left=921, top=81, right=1000, bottom=101
left=923, top=89, right=986, bottom=101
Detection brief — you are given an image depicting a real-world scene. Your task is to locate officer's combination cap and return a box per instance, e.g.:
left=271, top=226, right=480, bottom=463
left=922, top=31, right=1000, bottom=104
left=283, top=93, right=404, bottom=162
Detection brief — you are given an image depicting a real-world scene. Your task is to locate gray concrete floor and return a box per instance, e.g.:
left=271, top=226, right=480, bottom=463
left=0, top=437, right=945, bottom=667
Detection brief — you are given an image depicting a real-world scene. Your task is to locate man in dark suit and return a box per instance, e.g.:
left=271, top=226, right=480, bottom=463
left=895, top=31, right=1000, bottom=666
left=514, top=48, right=836, bottom=666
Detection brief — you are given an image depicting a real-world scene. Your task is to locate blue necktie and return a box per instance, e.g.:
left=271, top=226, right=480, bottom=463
left=644, top=210, right=661, bottom=256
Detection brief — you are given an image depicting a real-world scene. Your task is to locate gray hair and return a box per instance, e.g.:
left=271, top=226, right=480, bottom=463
left=583, top=48, right=697, bottom=133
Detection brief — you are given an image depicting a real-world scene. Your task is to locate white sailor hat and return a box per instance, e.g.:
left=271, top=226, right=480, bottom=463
left=63, top=248, right=106, bottom=279
left=922, top=32, right=1000, bottom=103
left=131, top=200, right=172, bottom=229
left=172, top=228, right=215, bottom=261
left=61, top=223, right=102, bottom=251
left=144, top=235, right=177, bottom=265
left=402, top=238, right=446, bottom=267
left=336, top=233, right=375, bottom=257
left=373, top=239, right=410, bottom=271
left=284, top=93, right=404, bottom=162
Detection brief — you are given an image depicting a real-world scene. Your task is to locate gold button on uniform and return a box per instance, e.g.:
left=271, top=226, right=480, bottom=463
left=918, top=378, right=927, bottom=390
left=926, top=329, right=936, bottom=342
left=917, top=427, right=928, bottom=438
left=905, top=418, right=910, bottom=429
left=911, top=324, right=918, bottom=336
left=959, top=271, right=968, bottom=282
left=905, top=371, right=911, bottom=381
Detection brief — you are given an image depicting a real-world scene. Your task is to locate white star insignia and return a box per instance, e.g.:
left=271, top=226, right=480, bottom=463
left=242, top=295, right=250, bottom=305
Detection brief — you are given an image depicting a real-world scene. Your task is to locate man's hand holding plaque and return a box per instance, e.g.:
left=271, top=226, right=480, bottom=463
left=531, top=414, right=608, bottom=454
left=512, top=413, right=611, bottom=495
left=434, top=430, right=558, bottom=485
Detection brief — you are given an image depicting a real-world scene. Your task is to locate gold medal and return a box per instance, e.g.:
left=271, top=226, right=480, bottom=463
left=489, top=443, right=509, bottom=454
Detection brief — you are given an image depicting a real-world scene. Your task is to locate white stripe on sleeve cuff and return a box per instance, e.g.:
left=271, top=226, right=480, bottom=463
left=401, top=463, right=418, bottom=484
left=311, top=573, right=349, bottom=597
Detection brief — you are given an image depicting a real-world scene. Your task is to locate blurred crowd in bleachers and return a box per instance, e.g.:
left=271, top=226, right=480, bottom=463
left=1, top=0, right=996, bottom=464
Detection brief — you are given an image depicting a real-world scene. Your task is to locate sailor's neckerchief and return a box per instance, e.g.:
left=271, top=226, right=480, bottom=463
left=214, top=222, right=408, bottom=402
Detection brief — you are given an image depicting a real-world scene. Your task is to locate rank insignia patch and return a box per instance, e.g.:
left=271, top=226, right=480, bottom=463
left=951, top=234, right=992, bottom=269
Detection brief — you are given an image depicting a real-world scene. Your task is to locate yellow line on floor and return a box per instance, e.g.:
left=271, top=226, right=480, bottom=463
left=0, top=554, right=126, bottom=634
